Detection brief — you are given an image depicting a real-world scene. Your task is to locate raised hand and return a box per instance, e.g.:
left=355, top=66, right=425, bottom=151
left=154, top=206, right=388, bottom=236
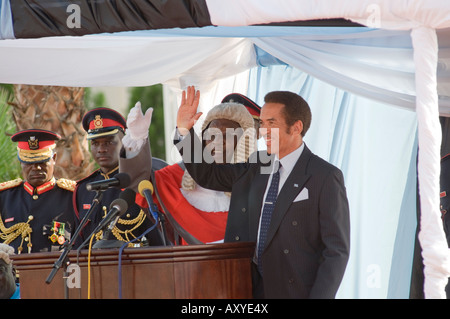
left=126, top=101, right=153, bottom=140
left=176, top=86, right=202, bottom=135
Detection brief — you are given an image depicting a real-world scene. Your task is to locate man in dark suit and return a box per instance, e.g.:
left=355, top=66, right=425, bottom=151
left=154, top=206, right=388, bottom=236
left=175, top=86, right=350, bottom=298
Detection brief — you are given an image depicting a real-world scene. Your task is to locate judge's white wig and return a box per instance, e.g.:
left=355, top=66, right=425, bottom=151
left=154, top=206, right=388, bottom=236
left=181, top=102, right=257, bottom=191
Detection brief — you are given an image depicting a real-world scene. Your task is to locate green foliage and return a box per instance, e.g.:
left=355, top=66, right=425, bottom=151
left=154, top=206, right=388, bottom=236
left=83, top=87, right=107, bottom=110
left=0, top=89, right=22, bottom=181
left=128, top=85, right=165, bottom=160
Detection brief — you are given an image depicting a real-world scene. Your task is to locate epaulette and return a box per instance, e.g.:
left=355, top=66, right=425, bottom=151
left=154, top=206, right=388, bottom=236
left=56, top=178, right=77, bottom=192
left=0, top=178, right=23, bottom=192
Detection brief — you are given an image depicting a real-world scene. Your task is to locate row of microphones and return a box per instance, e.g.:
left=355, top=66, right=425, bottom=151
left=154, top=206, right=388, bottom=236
left=83, top=173, right=167, bottom=248
left=83, top=187, right=136, bottom=249
left=85, top=173, right=158, bottom=228
left=46, top=176, right=135, bottom=283
left=47, top=174, right=163, bottom=285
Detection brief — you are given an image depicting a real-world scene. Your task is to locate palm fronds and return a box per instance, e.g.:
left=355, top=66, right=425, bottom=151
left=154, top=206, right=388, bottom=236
left=0, top=89, right=21, bottom=181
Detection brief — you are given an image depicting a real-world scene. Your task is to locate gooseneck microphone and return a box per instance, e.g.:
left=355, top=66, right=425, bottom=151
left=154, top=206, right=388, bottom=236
left=86, top=172, right=131, bottom=191
left=138, top=180, right=158, bottom=220
left=138, top=180, right=168, bottom=245
left=95, top=188, right=136, bottom=232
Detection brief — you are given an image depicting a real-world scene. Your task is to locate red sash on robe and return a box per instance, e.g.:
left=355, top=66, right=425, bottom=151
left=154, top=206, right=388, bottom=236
left=154, top=164, right=228, bottom=244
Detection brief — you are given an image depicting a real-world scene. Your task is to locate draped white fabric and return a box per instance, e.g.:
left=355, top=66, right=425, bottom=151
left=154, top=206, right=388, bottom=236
left=412, top=27, right=450, bottom=298
left=206, top=0, right=450, bottom=30
left=0, top=34, right=256, bottom=88
left=252, top=29, right=450, bottom=113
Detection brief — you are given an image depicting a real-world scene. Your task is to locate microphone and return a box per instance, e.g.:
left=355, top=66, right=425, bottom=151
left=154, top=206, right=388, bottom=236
left=95, top=188, right=136, bottom=232
left=86, top=172, right=130, bottom=191
left=138, top=180, right=168, bottom=246
left=138, top=180, right=158, bottom=220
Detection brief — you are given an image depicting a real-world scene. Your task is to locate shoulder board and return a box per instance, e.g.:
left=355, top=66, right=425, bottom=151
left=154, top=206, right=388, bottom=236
left=0, top=178, right=23, bottom=191
left=56, top=178, right=77, bottom=192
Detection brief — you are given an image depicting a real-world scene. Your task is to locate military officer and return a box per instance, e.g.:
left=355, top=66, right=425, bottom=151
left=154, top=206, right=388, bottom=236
left=73, top=107, right=161, bottom=248
left=0, top=129, right=75, bottom=254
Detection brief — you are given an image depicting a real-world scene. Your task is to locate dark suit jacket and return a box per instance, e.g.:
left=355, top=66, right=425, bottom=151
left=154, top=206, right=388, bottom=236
left=178, top=129, right=350, bottom=298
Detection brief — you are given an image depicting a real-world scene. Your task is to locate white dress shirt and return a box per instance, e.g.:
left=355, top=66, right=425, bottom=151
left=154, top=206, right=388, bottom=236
left=256, top=142, right=305, bottom=259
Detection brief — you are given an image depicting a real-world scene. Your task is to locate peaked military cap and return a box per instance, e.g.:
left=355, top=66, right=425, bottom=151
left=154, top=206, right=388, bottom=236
left=221, top=93, right=261, bottom=119
left=82, top=107, right=126, bottom=140
left=11, top=129, right=60, bottom=163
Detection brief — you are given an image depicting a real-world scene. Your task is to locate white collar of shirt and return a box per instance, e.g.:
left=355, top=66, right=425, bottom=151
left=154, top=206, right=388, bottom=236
left=256, top=142, right=305, bottom=259
left=271, top=142, right=305, bottom=191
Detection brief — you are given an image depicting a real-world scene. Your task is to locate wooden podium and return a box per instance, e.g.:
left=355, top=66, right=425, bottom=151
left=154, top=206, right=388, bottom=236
left=12, top=242, right=255, bottom=299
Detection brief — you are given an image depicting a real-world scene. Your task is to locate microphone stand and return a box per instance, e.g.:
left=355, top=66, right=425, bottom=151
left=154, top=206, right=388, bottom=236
left=45, top=190, right=104, bottom=292
left=149, top=203, right=168, bottom=246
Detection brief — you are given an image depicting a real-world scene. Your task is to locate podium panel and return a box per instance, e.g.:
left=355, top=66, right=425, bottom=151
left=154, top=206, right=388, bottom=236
left=12, top=242, right=255, bottom=299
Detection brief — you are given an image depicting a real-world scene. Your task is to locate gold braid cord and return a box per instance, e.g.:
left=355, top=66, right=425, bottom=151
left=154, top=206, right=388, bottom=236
left=0, top=214, right=33, bottom=254
left=95, top=209, right=147, bottom=246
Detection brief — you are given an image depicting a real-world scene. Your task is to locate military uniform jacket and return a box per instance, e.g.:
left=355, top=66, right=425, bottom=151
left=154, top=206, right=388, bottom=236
left=73, top=167, right=156, bottom=248
left=0, top=178, right=75, bottom=254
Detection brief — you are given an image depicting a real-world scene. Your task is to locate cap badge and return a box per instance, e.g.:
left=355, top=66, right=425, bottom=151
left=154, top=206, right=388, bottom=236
left=94, top=115, right=103, bottom=129
left=28, top=136, right=39, bottom=150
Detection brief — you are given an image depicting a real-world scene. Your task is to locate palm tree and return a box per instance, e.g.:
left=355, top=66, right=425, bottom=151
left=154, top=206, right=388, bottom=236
left=8, top=85, right=94, bottom=180
left=0, top=88, right=22, bottom=181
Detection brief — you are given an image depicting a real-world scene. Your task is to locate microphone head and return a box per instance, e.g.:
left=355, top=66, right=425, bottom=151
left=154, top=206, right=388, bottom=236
left=109, top=198, right=129, bottom=216
left=119, top=188, right=136, bottom=208
left=138, top=180, right=154, bottom=197
left=115, top=173, right=131, bottom=189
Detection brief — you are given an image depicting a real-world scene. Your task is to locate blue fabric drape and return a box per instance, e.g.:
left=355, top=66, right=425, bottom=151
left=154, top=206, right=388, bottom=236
left=247, top=64, right=418, bottom=298
left=0, top=0, right=14, bottom=40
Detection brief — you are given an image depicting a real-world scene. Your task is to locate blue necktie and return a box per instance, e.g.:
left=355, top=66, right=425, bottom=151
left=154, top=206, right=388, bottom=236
left=257, top=162, right=281, bottom=275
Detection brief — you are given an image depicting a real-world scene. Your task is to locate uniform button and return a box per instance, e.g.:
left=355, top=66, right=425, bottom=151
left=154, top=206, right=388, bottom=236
left=235, top=236, right=240, bottom=241
left=292, top=220, right=298, bottom=226
left=284, top=249, right=289, bottom=254
left=288, top=278, right=295, bottom=284
left=33, top=195, right=38, bottom=200
left=241, top=208, right=246, bottom=213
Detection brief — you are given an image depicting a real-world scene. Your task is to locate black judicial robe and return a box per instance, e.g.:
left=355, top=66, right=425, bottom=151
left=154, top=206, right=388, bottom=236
left=0, top=178, right=75, bottom=254
left=73, top=167, right=161, bottom=248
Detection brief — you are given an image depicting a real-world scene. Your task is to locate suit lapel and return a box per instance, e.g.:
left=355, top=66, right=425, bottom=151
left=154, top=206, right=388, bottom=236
left=248, top=172, right=269, bottom=241
left=264, top=146, right=312, bottom=250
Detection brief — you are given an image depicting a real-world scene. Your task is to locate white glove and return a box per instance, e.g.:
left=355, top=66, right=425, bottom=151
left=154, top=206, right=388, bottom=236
left=122, top=101, right=153, bottom=157
left=126, top=101, right=153, bottom=140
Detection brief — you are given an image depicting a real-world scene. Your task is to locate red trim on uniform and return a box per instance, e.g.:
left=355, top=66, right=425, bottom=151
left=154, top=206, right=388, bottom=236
left=89, top=118, right=125, bottom=130
left=17, top=140, right=55, bottom=150
left=245, top=107, right=260, bottom=117
left=23, top=178, right=56, bottom=196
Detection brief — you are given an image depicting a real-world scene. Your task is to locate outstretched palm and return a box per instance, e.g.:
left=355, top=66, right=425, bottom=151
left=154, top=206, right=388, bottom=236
left=177, top=86, right=202, bottom=135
